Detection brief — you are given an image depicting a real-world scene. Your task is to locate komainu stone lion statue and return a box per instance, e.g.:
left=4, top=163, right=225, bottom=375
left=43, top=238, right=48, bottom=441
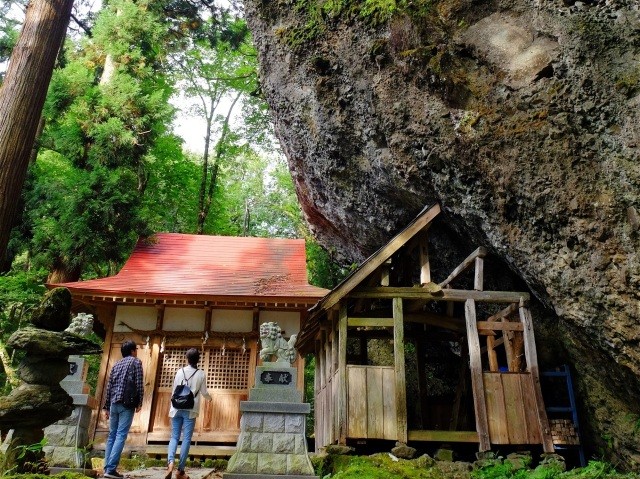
left=259, top=322, right=297, bottom=364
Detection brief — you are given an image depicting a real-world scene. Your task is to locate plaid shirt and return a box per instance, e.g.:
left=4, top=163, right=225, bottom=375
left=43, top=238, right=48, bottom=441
left=103, top=356, right=144, bottom=409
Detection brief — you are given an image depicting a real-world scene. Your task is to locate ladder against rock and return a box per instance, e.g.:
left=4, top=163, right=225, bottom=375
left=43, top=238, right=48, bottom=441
left=541, top=365, right=586, bottom=467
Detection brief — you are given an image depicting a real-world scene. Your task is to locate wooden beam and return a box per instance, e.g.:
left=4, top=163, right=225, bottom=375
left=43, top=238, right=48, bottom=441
left=405, top=312, right=466, bottom=333
left=487, top=303, right=518, bottom=322
left=338, top=303, right=348, bottom=444
left=465, top=299, right=490, bottom=451
left=393, top=297, right=407, bottom=443
left=347, top=317, right=394, bottom=327
left=519, top=302, right=555, bottom=453
left=309, top=203, right=441, bottom=313
left=477, top=321, right=524, bottom=331
left=439, top=247, right=488, bottom=288
left=351, top=287, right=529, bottom=304
left=408, top=430, right=479, bottom=442
left=481, top=337, right=505, bottom=354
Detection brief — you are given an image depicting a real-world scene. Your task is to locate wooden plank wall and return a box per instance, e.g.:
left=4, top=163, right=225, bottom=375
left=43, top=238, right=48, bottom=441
left=346, top=366, right=396, bottom=439
left=483, top=372, right=542, bottom=444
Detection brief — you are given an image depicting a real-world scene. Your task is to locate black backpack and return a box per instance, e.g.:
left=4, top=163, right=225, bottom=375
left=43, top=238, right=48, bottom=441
left=171, top=368, right=199, bottom=409
left=121, top=360, right=139, bottom=409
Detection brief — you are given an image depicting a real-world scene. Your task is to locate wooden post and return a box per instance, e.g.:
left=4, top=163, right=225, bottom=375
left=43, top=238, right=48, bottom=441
left=519, top=301, right=555, bottom=453
left=155, top=304, right=165, bottom=330
left=252, top=307, right=260, bottom=332
left=474, top=257, right=484, bottom=291
left=487, top=335, right=499, bottom=372
left=416, top=333, right=429, bottom=429
left=358, top=336, right=368, bottom=364
left=318, top=328, right=326, bottom=447
left=140, top=336, right=161, bottom=443
left=393, top=297, right=408, bottom=443
left=465, top=299, right=490, bottom=451
left=204, top=307, right=211, bottom=331
left=89, top=305, right=116, bottom=441
left=314, top=339, right=321, bottom=451
left=419, top=232, right=431, bottom=285
left=450, top=341, right=469, bottom=431
left=338, top=302, right=348, bottom=444
left=381, top=259, right=391, bottom=286
left=325, top=322, right=333, bottom=444
left=319, top=329, right=326, bottom=391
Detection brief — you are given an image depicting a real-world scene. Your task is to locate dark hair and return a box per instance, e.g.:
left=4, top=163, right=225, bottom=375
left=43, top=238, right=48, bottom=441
left=186, top=348, right=200, bottom=367
left=121, top=340, right=137, bottom=357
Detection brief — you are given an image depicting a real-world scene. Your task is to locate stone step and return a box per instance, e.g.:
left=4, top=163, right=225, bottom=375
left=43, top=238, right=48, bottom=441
left=143, top=445, right=236, bottom=458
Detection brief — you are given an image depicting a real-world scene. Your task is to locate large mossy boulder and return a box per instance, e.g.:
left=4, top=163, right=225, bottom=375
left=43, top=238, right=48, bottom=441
left=7, top=327, right=102, bottom=357
left=29, top=288, right=72, bottom=332
left=0, top=384, right=73, bottom=429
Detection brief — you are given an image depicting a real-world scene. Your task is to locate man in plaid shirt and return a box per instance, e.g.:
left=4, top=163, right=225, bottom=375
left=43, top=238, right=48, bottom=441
left=102, top=340, right=144, bottom=479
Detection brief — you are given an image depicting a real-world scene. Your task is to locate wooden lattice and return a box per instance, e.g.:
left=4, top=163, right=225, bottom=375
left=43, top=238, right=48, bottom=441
left=159, top=347, right=191, bottom=388
left=158, top=347, right=250, bottom=390
left=206, top=348, right=250, bottom=390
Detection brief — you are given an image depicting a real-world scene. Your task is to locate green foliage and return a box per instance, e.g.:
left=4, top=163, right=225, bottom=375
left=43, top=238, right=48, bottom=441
left=140, top=146, right=201, bottom=234
left=24, top=153, right=144, bottom=276
left=471, top=459, right=637, bottom=479
left=0, top=3, right=20, bottom=78
left=359, top=0, right=402, bottom=27
left=320, top=453, right=443, bottom=478
left=277, top=0, right=437, bottom=50
left=307, top=241, right=350, bottom=289
left=202, top=458, right=228, bottom=470
left=314, top=455, right=638, bottom=479
left=2, top=473, right=92, bottom=479
left=0, top=269, right=47, bottom=392
left=0, top=438, right=48, bottom=476
left=0, top=270, right=47, bottom=331
left=304, top=354, right=316, bottom=434
left=13, top=0, right=187, bottom=278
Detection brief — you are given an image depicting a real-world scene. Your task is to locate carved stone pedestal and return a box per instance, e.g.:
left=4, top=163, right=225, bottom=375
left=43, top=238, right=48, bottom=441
left=224, top=363, right=317, bottom=479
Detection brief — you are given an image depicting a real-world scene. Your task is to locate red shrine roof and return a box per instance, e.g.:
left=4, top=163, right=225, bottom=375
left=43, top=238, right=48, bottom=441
left=50, top=233, right=328, bottom=302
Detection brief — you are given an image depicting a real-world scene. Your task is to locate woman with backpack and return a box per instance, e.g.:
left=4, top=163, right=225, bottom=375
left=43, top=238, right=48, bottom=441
left=165, top=348, right=211, bottom=479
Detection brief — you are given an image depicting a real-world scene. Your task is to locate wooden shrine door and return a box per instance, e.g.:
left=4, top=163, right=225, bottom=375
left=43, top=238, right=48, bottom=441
left=148, top=344, right=257, bottom=443
left=95, top=334, right=154, bottom=448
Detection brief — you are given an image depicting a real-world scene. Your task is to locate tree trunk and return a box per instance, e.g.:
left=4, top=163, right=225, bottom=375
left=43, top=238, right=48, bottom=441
left=47, top=259, right=82, bottom=284
left=0, top=0, right=74, bottom=261
left=197, top=92, right=242, bottom=234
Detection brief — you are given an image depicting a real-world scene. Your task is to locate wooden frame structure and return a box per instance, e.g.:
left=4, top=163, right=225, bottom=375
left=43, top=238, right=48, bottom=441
left=297, top=203, right=554, bottom=453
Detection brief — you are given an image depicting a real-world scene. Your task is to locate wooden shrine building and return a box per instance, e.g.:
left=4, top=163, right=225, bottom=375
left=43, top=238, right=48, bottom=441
left=50, top=234, right=328, bottom=452
left=296, top=203, right=555, bottom=453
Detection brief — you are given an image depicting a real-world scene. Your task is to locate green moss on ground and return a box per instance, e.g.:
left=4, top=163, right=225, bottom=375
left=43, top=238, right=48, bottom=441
left=311, top=454, right=640, bottom=479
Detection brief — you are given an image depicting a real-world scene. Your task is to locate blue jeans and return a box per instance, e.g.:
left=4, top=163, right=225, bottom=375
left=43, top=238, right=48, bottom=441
left=167, top=410, right=196, bottom=471
left=104, top=403, right=135, bottom=473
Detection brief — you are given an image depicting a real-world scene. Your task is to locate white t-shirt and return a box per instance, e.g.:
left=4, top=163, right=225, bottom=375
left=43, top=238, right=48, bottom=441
left=168, top=365, right=211, bottom=419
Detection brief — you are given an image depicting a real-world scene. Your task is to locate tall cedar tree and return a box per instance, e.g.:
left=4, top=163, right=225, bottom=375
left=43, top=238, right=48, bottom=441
left=0, top=0, right=74, bottom=265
